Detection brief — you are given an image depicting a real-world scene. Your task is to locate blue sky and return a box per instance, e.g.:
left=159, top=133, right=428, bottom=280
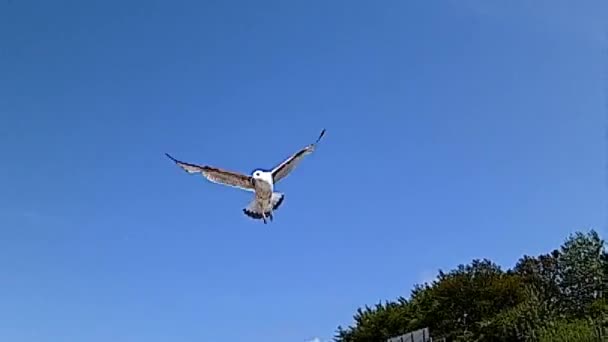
left=0, top=1, right=606, bottom=341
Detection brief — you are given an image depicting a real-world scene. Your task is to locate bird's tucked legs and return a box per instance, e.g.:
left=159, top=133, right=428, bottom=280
left=262, top=212, right=267, bottom=224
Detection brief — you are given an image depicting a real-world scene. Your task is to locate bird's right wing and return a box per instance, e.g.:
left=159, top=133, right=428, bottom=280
left=165, top=153, right=255, bottom=191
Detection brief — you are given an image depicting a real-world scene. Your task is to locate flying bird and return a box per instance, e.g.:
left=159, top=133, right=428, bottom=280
left=165, top=129, right=326, bottom=224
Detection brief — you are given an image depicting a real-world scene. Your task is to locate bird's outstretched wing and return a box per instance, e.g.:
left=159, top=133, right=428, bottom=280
left=165, top=153, right=255, bottom=191
left=270, top=129, right=326, bottom=184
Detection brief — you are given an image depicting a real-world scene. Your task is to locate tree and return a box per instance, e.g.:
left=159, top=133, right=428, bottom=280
left=478, top=286, right=551, bottom=341
left=333, top=300, right=414, bottom=342
left=513, top=249, right=561, bottom=316
left=420, top=259, right=526, bottom=340
left=537, top=319, right=605, bottom=342
left=558, top=230, right=606, bottom=317
left=334, top=260, right=527, bottom=342
left=333, top=230, right=607, bottom=342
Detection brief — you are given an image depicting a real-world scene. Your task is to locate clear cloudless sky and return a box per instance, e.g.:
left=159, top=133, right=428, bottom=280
left=1, top=1, right=607, bottom=341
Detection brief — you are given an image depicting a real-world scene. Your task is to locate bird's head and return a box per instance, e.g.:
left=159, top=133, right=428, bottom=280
left=252, top=170, right=272, bottom=183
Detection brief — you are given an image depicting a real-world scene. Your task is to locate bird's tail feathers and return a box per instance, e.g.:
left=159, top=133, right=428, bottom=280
left=243, top=192, right=285, bottom=220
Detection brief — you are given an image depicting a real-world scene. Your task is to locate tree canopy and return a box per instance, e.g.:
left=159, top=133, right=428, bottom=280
left=334, top=230, right=607, bottom=342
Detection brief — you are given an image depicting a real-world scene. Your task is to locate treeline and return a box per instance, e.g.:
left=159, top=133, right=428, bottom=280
left=334, top=230, right=608, bottom=342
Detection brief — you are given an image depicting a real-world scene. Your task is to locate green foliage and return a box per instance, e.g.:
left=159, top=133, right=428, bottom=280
left=334, top=229, right=607, bottom=342
left=558, top=230, right=607, bottom=318
left=537, top=319, right=606, bottom=342
left=421, top=259, right=526, bottom=340
left=513, top=249, right=561, bottom=314
left=334, top=300, right=414, bottom=342
left=589, top=297, right=608, bottom=325
left=477, top=286, right=549, bottom=341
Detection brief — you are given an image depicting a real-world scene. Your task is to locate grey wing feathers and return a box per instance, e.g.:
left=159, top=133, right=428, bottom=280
left=165, top=153, right=255, bottom=191
left=271, top=129, right=326, bottom=183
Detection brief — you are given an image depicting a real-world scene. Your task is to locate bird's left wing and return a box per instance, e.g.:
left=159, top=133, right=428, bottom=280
left=270, top=129, right=326, bottom=184
left=165, top=153, right=255, bottom=191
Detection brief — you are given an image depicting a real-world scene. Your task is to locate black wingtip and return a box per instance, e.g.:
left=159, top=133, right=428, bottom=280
left=316, top=128, right=326, bottom=143
left=165, top=153, right=178, bottom=163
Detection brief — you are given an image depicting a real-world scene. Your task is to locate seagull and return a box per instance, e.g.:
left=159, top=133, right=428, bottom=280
left=165, top=129, right=326, bottom=224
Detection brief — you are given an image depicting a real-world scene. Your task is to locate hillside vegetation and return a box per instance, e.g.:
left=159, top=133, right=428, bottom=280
left=334, top=230, right=607, bottom=342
